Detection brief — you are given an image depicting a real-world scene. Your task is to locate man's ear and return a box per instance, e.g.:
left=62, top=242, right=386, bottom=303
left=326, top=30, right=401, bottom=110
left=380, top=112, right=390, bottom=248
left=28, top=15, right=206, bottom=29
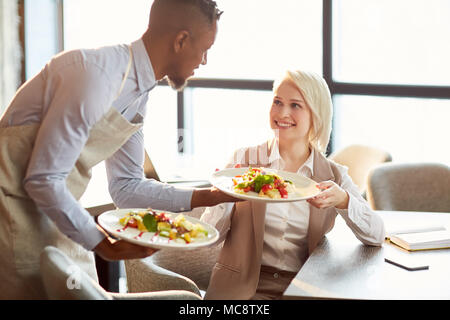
left=173, top=30, right=190, bottom=53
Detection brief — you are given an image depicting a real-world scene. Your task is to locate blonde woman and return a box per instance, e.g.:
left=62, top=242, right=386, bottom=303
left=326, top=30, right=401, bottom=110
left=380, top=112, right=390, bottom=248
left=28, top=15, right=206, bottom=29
left=201, top=70, right=385, bottom=300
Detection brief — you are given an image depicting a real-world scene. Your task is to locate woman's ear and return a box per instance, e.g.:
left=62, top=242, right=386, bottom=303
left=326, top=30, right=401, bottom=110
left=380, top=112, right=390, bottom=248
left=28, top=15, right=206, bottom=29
left=173, top=30, right=190, bottom=53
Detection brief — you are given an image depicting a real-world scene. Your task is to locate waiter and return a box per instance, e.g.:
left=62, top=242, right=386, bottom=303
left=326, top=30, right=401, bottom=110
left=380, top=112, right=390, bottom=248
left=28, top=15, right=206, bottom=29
left=0, top=0, right=232, bottom=299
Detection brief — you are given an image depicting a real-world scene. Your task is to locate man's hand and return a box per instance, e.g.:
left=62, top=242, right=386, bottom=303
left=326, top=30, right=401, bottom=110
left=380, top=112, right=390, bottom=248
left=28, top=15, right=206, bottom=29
left=190, top=187, right=242, bottom=208
left=94, top=225, right=157, bottom=261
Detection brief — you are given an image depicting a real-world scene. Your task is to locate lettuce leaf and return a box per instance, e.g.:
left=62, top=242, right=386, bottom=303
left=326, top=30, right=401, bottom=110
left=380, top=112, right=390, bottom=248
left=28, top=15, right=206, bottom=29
left=143, top=214, right=157, bottom=232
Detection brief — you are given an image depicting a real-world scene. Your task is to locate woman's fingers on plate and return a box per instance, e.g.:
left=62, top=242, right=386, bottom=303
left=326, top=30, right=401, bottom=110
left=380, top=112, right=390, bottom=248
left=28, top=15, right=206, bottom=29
left=307, top=188, right=335, bottom=208
left=307, top=196, right=332, bottom=209
left=310, top=181, right=337, bottom=203
left=310, top=189, right=330, bottom=200
left=316, top=180, right=335, bottom=190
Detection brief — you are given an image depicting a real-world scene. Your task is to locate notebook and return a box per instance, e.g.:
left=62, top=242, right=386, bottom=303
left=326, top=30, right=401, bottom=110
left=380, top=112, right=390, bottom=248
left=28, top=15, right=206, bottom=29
left=385, top=221, right=446, bottom=239
left=389, top=229, right=450, bottom=251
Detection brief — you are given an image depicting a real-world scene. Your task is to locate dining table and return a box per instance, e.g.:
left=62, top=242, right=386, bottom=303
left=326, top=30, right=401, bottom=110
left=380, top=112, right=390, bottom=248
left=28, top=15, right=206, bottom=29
left=282, top=210, right=450, bottom=300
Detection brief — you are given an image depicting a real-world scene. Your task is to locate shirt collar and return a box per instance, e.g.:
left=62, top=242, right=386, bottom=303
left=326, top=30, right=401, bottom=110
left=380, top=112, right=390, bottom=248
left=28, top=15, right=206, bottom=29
left=131, top=38, right=156, bottom=92
left=268, top=138, right=315, bottom=175
left=268, top=138, right=281, bottom=164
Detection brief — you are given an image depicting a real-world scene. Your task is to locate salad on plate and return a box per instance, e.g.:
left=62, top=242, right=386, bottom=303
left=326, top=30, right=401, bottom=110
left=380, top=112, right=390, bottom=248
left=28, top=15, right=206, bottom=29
left=232, top=167, right=296, bottom=199
left=118, top=209, right=208, bottom=244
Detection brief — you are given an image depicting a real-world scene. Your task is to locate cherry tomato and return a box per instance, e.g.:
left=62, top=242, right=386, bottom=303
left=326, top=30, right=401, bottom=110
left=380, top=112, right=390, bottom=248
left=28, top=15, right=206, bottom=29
left=261, top=184, right=273, bottom=193
left=278, top=187, right=288, bottom=198
left=127, top=218, right=138, bottom=228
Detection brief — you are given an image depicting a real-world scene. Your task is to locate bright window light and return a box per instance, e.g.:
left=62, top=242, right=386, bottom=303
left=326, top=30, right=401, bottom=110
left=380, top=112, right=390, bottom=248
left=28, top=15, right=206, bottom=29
left=333, top=95, right=450, bottom=166
left=195, top=0, right=323, bottom=79
left=333, top=0, right=450, bottom=85
left=63, top=0, right=151, bottom=50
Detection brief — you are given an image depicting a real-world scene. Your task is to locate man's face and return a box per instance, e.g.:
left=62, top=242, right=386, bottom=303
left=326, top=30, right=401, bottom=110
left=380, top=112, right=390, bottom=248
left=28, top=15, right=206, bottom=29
left=167, top=21, right=217, bottom=91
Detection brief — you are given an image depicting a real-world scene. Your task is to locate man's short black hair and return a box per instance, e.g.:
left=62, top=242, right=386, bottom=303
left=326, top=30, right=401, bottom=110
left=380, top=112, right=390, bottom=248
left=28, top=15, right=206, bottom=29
left=154, top=0, right=223, bottom=25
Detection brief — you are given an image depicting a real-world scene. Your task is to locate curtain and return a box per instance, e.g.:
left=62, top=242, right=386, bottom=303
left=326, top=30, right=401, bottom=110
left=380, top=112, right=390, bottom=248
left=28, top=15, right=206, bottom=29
left=0, top=0, right=21, bottom=114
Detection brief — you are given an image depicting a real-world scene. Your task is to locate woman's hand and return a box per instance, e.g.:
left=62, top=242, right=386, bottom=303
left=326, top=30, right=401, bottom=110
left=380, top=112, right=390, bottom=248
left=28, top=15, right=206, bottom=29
left=307, top=181, right=349, bottom=210
left=93, top=225, right=158, bottom=261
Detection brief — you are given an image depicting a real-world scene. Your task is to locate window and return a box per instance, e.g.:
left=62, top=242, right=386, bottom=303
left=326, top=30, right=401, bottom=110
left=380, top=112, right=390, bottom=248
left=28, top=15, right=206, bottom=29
left=177, top=0, right=323, bottom=179
left=329, top=0, right=450, bottom=166
left=24, top=0, right=61, bottom=80
left=333, top=0, right=450, bottom=86
left=183, top=88, right=274, bottom=177
left=63, top=0, right=151, bottom=50
left=63, top=0, right=157, bottom=207
left=194, top=0, right=323, bottom=80
left=333, top=95, right=450, bottom=164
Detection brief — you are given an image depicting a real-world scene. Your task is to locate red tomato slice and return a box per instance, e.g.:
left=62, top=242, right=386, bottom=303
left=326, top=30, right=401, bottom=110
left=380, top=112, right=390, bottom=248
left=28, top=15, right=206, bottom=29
left=261, top=184, right=273, bottom=193
left=127, top=218, right=138, bottom=228
left=278, top=187, right=288, bottom=198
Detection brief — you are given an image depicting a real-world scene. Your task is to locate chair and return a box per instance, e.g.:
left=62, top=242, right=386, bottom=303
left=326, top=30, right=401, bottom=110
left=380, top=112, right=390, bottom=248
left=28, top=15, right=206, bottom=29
left=125, top=246, right=221, bottom=296
left=124, top=207, right=222, bottom=297
left=40, top=246, right=201, bottom=300
left=366, top=162, right=450, bottom=212
left=329, top=144, right=392, bottom=195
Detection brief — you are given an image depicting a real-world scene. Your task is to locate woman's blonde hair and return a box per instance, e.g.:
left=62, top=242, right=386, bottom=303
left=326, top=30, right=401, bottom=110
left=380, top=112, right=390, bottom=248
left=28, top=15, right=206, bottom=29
left=273, top=70, right=333, bottom=153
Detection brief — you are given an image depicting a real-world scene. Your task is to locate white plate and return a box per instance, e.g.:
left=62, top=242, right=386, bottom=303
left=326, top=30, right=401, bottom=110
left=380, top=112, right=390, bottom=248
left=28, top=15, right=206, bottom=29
left=98, top=208, right=219, bottom=250
left=210, top=167, right=321, bottom=203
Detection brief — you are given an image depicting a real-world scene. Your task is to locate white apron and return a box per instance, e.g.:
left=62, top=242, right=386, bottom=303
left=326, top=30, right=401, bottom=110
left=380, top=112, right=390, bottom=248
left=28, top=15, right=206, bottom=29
left=0, top=48, right=141, bottom=299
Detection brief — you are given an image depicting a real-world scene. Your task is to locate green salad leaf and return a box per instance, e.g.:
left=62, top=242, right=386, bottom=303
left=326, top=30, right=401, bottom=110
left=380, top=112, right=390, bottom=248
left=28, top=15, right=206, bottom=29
left=237, top=182, right=249, bottom=189
left=143, top=214, right=157, bottom=232
left=253, top=174, right=274, bottom=193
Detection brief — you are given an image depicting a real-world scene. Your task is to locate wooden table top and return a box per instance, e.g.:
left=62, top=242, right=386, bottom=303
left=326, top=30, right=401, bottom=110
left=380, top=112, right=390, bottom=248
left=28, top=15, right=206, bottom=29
left=283, top=210, right=450, bottom=300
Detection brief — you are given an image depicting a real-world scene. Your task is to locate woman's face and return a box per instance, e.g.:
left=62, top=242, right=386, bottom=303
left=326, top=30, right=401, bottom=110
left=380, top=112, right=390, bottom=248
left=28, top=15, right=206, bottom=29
left=269, top=79, right=312, bottom=144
